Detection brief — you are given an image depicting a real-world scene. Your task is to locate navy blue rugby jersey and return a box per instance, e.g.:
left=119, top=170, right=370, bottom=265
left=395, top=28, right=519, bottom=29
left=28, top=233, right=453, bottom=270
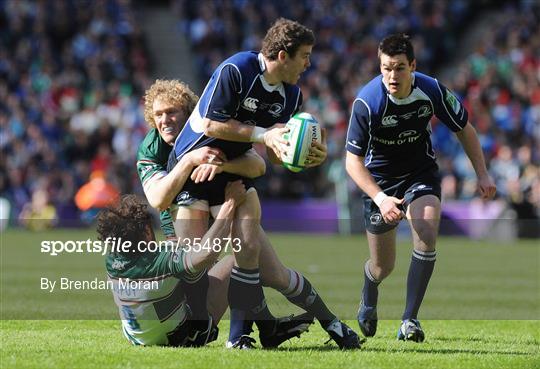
left=173, top=51, right=302, bottom=161
left=346, top=72, right=468, bottom=178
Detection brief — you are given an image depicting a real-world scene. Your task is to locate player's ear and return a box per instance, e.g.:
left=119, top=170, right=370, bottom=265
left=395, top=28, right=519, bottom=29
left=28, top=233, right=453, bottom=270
left=411, top=59, right=416, bottom=72
left=278, top=50, right=288, bottom=62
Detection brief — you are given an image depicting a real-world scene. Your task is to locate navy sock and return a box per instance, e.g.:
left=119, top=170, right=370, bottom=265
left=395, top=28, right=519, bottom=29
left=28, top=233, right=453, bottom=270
left=279, top=269, right=336, bottom=329
left=362, top=260, right=380, bottom=307
left=228, top=267, right=274, bottom=342
left=402, top=250, right=436, bottom=320
left=181, top=269, right=209, bottom=320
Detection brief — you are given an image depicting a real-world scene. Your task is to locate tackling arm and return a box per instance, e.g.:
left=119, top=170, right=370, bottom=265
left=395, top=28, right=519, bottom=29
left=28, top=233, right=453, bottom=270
left=221, top=148, right=266, bottom=178
left=144, top=159, right=195, bottom=212
left=144, top=147, right=225, bottom=211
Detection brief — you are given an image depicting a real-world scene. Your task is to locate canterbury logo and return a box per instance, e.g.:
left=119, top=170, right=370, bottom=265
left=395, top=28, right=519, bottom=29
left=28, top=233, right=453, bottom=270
left=242, top=97, right=258, bottom=111
left=382, top=115, right=398, bottom=127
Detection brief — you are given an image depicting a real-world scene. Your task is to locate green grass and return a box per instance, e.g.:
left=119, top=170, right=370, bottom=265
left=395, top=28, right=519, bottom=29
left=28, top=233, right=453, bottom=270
left=1, top=229, right=539, bottom=368
left=1, top=320, right=538, bottom=369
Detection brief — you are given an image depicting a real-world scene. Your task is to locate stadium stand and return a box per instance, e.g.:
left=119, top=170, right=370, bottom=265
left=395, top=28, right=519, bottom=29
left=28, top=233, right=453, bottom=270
left=1, top=0, right=538, bottom=232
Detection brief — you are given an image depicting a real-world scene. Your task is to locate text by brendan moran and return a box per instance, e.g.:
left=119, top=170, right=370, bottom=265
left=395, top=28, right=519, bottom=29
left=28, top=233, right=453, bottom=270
left=40, top=277, right=159, bottom=293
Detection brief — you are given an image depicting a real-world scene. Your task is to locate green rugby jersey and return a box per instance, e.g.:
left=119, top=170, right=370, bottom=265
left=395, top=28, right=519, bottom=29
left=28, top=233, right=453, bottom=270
left=106, top=246, right=196, bottom=345
left=136, top=128, right=176, bottom=240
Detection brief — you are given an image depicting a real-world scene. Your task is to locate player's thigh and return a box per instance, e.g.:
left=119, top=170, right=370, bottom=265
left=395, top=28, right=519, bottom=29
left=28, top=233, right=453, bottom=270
left=218, top=189, right=261, bottom=243
left=366, top=228, right=397, bottom=272
left=171, top=204, right=209, bottom=240
left=406, top=194, right=441, bottom=251
left=207, top=255, right=234, bottom=323
left=233, top=188, right=261, bottom=220
left=257, top=226, right=289, bottom=290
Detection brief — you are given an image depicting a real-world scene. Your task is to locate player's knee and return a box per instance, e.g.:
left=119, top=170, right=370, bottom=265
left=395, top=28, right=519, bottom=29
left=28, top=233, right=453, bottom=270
left=413, top=222, right=437, bottom=250
left=233, top=222, right=259, bottom=249
left=233, top=242, right=260, bottom=267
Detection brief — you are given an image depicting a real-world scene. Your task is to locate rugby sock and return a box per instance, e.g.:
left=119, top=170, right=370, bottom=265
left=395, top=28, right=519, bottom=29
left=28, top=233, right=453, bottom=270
left=228, top=267, right=274, bottom=342
left=280, top=269, right=336, bottom=329
left=181, top=269, right=209, bottom=320
left=402, top=250, right=436, bottom=320
left=362, top=260, right=380, bottom=307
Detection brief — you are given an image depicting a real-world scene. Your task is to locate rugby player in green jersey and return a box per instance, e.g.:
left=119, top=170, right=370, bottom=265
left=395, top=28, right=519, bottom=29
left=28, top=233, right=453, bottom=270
left=99, top=184, right=245, bottom=346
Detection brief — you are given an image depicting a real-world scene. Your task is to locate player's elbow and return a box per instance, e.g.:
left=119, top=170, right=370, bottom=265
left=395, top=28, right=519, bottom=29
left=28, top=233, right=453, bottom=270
left=146, top=191, right=170, bottom=212
left=251, top=160, right=266, bottom=178
left=149, top=198, right=168, bottom=212
left=344, top=154, right=356, bottom=176
left=202, top=118, right=219, bottom=138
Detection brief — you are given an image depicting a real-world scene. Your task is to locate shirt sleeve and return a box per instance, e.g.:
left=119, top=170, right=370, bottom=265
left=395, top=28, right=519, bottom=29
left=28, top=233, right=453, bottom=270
left=433, top=81, right=468, bottom=132
left=205, top=64, right=242, bottom=122
left=136, top=158, right=166, bottom=193
left=346, top=98, right=371, bottom=156
left=155, top=243, right=197, bottom=277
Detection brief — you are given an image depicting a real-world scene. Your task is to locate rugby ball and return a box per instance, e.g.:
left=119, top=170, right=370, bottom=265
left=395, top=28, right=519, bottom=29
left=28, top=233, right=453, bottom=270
left=281, top=112, right=322, bottom=172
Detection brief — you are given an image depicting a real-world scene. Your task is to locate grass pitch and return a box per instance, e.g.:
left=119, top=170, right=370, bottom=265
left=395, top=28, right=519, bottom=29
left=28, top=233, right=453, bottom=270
left=1, top=229, right=539, bottom=368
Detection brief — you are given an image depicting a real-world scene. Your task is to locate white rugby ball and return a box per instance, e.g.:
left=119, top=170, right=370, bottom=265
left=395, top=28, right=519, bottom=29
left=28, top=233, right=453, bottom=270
left=281, top=112, right=322, bottom=172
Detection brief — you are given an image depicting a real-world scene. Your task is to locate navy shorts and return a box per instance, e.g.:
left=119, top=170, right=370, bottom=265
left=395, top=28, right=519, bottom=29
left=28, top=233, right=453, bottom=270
left=363, top=169, right=441, bottom=234
left=167, top=151, right=254, bottom=207
left=173, top=173, right=255, bottom=207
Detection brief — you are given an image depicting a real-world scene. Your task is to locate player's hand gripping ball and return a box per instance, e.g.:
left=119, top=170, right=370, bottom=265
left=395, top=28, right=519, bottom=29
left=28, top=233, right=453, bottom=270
left=281, top=112, right=322, bottom=172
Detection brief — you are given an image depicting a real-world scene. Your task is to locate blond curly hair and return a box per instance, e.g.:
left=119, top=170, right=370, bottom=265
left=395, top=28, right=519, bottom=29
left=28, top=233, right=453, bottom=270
left=143, top=79, right=199, bottom=128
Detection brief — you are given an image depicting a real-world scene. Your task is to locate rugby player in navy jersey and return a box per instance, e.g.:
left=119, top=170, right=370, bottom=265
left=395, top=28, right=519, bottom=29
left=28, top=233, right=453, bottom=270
left=346, top=34, right=496, bottom=342
left=137, top=79, right=313, bottom=348
left=169, top=19, right=361, bottom=349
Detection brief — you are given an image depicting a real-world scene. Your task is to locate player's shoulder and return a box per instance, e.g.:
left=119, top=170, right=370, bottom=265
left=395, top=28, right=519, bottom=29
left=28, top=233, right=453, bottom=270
left=413, top=72, right=442, bottom=96
left=137, top=128, right=165, bottom=161
left=356, top=75, right=386, bottom=111
left=218, top=51, right=261, bottom=75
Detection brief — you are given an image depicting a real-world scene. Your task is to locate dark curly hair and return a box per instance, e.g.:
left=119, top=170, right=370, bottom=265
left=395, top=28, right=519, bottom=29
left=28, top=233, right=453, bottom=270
left=261, top=18, right=315, bottom=60
left=96, top=195, right=152, bottom=254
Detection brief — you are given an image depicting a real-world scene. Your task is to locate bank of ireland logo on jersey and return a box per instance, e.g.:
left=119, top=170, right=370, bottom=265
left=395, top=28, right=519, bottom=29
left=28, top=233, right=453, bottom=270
left=382, top=115, right=398, bottom=127
left=398, top=130, right=417, bottom=139
left=242, top=97, right=259, bottom=112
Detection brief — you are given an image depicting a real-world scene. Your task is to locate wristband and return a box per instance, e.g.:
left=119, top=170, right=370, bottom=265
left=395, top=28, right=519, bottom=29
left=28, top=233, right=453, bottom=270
left=373, top=191, right=388, bottom=207
left=250, top=126, right=267, bottom=143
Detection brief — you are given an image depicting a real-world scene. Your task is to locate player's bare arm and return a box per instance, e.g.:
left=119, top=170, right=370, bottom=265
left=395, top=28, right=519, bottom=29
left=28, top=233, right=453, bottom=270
left=203, top=117, right=290, bottom=159
left=191, top=148, right=266, bottom=183
left=345, top=151, right=404, bottom=224
left=455, top=122, right=497, bottom=199
left=144, top=146, right=225, bottom=211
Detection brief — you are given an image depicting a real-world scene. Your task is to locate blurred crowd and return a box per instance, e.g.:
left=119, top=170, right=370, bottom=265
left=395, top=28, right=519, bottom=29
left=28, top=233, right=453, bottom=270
left=0, top=0, right=538, bottom=229
left=0, top=0, right=150, bottom=227
left=174, top=0, right=539, bottom=222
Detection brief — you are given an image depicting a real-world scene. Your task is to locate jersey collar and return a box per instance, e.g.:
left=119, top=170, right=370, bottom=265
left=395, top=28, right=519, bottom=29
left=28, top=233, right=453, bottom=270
left=386, top=73, right=418, bottom=105
left=257, top=52, right=266, bottom=73
left=258, top=52, right=285, bottom=96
